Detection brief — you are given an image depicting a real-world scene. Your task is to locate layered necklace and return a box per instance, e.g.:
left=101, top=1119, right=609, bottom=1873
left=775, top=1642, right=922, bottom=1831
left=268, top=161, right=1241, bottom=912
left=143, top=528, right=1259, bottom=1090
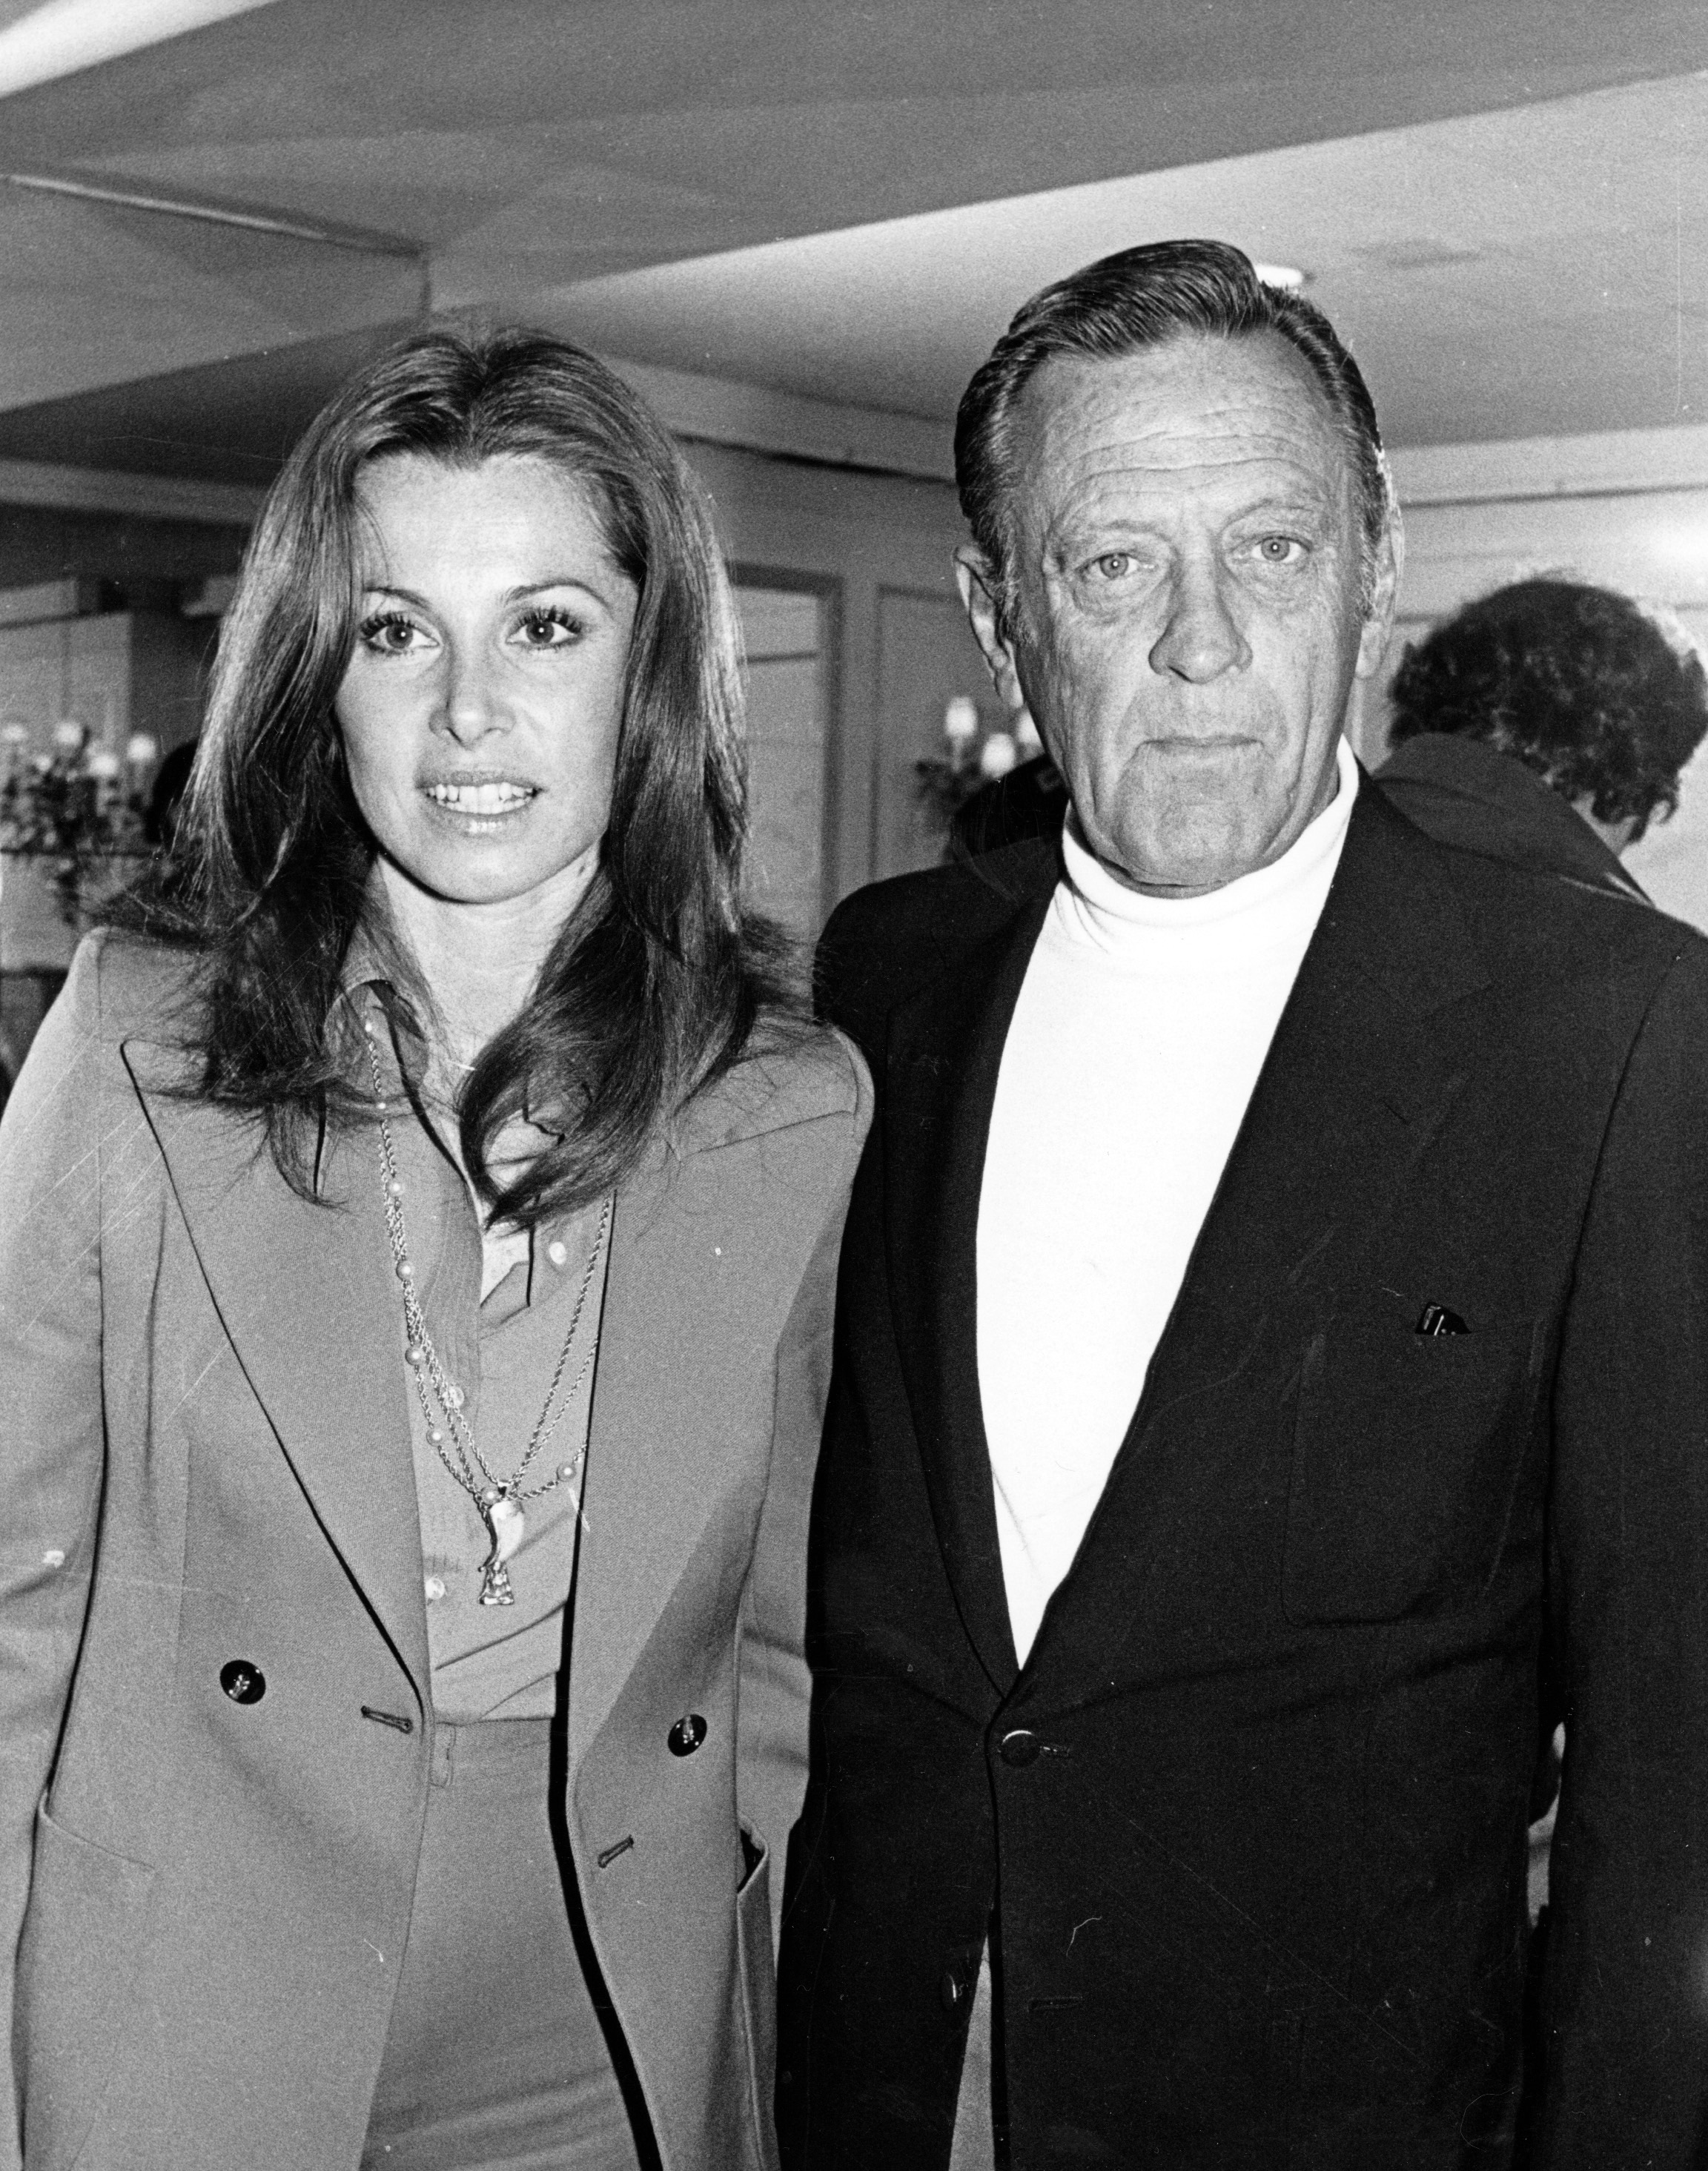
left=363, top=1019, right=612, bottom=1608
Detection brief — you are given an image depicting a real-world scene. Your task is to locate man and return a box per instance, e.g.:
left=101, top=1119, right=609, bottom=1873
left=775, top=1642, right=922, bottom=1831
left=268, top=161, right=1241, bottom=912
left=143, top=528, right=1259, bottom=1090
left=1374, top=576, right=1708, bottom=903
left=776, top=241, right=1708, bottom=2167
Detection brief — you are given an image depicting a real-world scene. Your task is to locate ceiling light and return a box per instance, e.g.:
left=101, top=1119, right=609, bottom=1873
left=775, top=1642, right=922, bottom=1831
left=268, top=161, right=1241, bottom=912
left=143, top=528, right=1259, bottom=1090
left=1253, top=262, right=1309, bottom=291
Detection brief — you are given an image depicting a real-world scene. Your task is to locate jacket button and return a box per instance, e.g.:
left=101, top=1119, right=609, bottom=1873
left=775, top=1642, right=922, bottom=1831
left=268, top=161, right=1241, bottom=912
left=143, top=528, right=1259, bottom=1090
left=941, top=1966, right=969, bottom=2013
left=220, top=1660, right=265, bottom=1705
left=667, top=1714, right=707, bottom=1757
left=999, top=1728, right=1041, bottom=1767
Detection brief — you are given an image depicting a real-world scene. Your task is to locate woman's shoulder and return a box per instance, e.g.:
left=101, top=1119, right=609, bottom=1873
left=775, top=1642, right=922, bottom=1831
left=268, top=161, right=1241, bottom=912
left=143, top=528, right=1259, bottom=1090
left=57, top=928, right=202, bottom=1047
left=1, top=931, right=201, bottom=1166
left=675, top=1015, right=873, bottom=1154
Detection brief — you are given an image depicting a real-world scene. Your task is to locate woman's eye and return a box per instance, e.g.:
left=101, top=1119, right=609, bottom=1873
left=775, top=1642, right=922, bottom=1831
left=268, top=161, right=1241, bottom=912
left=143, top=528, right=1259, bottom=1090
left=515, top=608, right=580, bottom=649
left=359, top=612, right=429, bottom=656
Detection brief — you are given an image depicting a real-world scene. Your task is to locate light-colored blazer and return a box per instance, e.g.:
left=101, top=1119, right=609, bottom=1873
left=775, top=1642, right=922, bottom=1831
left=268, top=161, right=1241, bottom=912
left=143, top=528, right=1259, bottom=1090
left=0, top=932, right=870, bottom=2171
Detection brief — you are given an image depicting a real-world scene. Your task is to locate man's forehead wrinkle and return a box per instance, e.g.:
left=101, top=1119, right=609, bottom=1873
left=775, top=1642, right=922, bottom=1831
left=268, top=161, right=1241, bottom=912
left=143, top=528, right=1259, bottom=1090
left=1009, top=343, right=1355, bottom=566
left=1039, top=445, right=1342, bottom=505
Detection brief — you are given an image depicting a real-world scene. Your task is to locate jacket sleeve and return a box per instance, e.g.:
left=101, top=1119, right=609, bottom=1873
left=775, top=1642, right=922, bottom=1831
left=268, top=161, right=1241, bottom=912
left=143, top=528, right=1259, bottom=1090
left=1532, top=941, right=1708, bottom=2164
left=0, top=940, right=112, bottom=2166
left=736, top=1036, right=873, bottom=1955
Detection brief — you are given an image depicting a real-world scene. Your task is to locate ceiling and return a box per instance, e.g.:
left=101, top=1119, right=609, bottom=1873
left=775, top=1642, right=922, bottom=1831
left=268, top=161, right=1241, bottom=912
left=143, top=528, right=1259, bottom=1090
left=0, top=0, right=1701, bottom=482
left=548, top=75, right=1708, bottom=450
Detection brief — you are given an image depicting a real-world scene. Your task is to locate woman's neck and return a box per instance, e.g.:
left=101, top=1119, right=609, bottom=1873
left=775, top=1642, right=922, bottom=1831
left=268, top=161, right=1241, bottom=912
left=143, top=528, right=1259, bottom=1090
left=373, top=848, right=597, bottom=1072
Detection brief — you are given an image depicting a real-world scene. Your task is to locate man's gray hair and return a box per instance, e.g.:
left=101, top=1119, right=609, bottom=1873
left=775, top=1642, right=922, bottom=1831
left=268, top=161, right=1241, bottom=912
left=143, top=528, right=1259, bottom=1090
left=955, top=238, right=1396, bottom=627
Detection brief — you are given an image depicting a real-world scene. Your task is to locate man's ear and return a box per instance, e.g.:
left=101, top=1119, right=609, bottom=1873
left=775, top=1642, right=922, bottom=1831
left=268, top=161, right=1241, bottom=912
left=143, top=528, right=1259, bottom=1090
left=1354, top=511, right=1404, bottom=682
left=955, top=545, right=1027, bottom=713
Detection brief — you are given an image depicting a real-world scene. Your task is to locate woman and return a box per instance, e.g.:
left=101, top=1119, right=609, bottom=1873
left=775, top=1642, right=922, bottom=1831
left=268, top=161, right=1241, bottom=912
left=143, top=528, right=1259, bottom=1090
left=0, top=328, right=870, bottom=2171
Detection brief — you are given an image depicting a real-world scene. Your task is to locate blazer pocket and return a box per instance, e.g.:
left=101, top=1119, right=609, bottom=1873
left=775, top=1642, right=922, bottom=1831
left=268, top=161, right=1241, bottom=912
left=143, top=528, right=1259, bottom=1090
left=16, top=1797, right=156, bottom=2171
left=1283, top=1311, right=1541, bottom=1624
left=734, top=1823, right=781, bottom=2171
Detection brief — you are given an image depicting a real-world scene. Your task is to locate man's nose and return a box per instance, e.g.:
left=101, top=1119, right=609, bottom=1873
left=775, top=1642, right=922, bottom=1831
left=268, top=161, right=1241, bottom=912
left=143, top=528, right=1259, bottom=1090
left=437, top=648, right=509, bottom=747
left=1148, top=561, right=1251, bottom=682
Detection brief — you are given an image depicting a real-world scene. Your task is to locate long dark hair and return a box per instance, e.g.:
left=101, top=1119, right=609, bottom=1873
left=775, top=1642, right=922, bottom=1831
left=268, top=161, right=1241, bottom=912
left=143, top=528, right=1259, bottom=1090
left=124, top=326, right=798, bottom=1223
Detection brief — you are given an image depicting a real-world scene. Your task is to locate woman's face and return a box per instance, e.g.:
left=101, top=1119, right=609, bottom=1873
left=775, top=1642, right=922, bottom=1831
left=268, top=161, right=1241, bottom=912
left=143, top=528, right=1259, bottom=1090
left=335, top=452, right=639, bottom=913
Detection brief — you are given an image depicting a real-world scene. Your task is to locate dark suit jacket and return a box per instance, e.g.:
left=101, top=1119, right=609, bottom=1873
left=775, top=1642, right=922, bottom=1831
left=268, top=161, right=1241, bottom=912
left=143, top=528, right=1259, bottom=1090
left=778, top=782, right=1708, bottom=2170
left=1375, top=732, right=1649, bottom=904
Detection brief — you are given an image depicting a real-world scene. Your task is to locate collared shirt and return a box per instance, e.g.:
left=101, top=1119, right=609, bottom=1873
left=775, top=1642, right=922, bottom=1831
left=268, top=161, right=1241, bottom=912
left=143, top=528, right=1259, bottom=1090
left=325, top=943, right=612, bottom=1722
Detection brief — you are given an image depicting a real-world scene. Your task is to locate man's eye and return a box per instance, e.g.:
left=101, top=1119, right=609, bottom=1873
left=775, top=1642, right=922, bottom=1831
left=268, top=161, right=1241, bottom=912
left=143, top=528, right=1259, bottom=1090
left=1091, top=552, right=1135, bottom=581
left=1252, top=535, right=1305, bottom=565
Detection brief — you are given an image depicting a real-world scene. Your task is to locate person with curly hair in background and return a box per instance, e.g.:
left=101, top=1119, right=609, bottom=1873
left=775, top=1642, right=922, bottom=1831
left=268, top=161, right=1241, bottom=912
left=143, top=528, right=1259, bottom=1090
left=1375, top=576, right=1708, bottom=904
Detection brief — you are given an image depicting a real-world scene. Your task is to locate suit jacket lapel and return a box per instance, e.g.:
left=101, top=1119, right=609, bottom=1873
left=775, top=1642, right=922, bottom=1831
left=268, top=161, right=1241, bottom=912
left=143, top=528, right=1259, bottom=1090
left=124, top=1043, right=431, bottom=1698
left=566, top=1088, right=846, bottom=1767
left=1022, top=787, right=1494, bottom=1691
left=883, top=895, right=1051, bottom=1694
left=561, top=1134, right=694, bottom=1768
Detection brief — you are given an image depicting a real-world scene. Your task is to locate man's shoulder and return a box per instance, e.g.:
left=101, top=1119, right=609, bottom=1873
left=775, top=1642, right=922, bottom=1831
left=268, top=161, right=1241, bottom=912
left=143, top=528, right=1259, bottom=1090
left=1364, top=787, right=1708, bottom=1023
left=816, top=839, right=1055, bottom=1031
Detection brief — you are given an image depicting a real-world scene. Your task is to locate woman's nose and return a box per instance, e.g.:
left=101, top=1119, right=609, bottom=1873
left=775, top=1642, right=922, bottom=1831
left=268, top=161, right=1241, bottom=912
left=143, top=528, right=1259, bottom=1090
left=438, top=649, right=509, bottom=746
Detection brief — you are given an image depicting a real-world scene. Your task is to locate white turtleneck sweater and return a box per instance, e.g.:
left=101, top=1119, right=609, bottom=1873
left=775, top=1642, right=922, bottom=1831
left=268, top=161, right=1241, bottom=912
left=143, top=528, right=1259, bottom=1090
left=976, top=736, right=1359, bottom=1664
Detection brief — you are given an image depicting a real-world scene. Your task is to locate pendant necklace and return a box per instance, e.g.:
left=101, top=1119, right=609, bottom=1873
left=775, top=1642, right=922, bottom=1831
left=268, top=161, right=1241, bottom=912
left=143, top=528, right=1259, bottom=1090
left=363, top=1020, right=612, bottom=1607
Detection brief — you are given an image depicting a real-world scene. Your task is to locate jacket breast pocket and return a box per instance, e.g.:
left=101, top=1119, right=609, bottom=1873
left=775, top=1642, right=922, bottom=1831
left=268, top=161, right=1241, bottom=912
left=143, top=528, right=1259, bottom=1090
left=1282, top=1311, right=1542, bottom=1624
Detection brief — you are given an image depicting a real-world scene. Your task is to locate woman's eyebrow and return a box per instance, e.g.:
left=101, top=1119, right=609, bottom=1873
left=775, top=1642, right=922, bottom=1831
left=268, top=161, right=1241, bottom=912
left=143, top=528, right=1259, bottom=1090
left=504, top=575, right=614, bottom=607
left=356, top=575, right=617, bottom=608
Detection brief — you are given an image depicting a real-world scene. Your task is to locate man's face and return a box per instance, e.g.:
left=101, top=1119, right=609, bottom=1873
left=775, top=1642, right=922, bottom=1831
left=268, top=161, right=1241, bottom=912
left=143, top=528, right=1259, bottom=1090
left=958, top=331, right=1400, bottom=894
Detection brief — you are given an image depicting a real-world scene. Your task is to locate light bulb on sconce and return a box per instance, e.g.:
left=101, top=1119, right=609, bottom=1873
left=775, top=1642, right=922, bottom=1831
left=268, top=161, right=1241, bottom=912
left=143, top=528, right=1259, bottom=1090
left=943, top=694, right=980, bottom=744
left=979, top=732, right=1019, bottom=779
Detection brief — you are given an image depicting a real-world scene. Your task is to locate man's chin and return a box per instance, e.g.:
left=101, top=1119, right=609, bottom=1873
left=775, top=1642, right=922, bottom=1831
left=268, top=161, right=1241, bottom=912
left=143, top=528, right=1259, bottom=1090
left=1096, top=810, right=1283, bottom=896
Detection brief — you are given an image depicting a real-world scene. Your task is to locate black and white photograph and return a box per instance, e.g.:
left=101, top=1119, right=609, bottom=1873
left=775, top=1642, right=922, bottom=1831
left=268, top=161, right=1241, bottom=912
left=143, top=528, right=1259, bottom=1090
left=1, top=4, right=1706, bottom=2166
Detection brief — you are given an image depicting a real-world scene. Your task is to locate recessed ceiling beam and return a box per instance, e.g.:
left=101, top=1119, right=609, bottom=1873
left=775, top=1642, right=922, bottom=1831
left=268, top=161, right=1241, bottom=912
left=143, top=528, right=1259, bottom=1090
left=0, top=169, right=422, bottom=260
left=0, top=457, right=263, bottom=523
left=0, top=0, right=282, bottom=98
left=607, top=357, right=956, bottom=483
left=1391, top=426, right=1708, bottom=506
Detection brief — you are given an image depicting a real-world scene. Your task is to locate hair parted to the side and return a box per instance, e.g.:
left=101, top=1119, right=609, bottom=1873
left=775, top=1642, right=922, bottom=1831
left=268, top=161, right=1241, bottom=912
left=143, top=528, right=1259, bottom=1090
left=954, top=238, right=1394, bottom=627
left=1387, top=576, right=1708, bottom=843
left=120, top=323, right=799, bottom=1225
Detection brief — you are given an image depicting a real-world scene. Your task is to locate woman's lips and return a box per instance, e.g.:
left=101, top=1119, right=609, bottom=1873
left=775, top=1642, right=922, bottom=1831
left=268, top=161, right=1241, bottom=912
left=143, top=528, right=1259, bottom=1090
left=422, top=779, right=539, bottom=815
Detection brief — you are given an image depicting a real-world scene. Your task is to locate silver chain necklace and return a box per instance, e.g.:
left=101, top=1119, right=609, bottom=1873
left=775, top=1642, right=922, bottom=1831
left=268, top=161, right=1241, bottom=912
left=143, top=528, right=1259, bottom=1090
left=363, top=1020, right=612, bottom=1608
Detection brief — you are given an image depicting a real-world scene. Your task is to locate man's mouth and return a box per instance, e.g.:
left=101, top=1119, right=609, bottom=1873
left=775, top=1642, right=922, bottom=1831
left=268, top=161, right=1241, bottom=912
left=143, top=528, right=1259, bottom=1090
left=422, top=779, right=539, bottom=814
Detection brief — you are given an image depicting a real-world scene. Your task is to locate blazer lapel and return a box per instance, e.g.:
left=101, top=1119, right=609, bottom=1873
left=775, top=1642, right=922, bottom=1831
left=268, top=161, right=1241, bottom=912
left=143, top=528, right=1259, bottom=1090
left=560, top=1135, right=690, bottom=1768
left=883, top=895, right=1051, bottom=1694
left=1022, top=786, right=1494, bottom=1690
left=566, top=1101, right=834, bottom=1768
left=123, top=1043, right=431, bottom=1697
